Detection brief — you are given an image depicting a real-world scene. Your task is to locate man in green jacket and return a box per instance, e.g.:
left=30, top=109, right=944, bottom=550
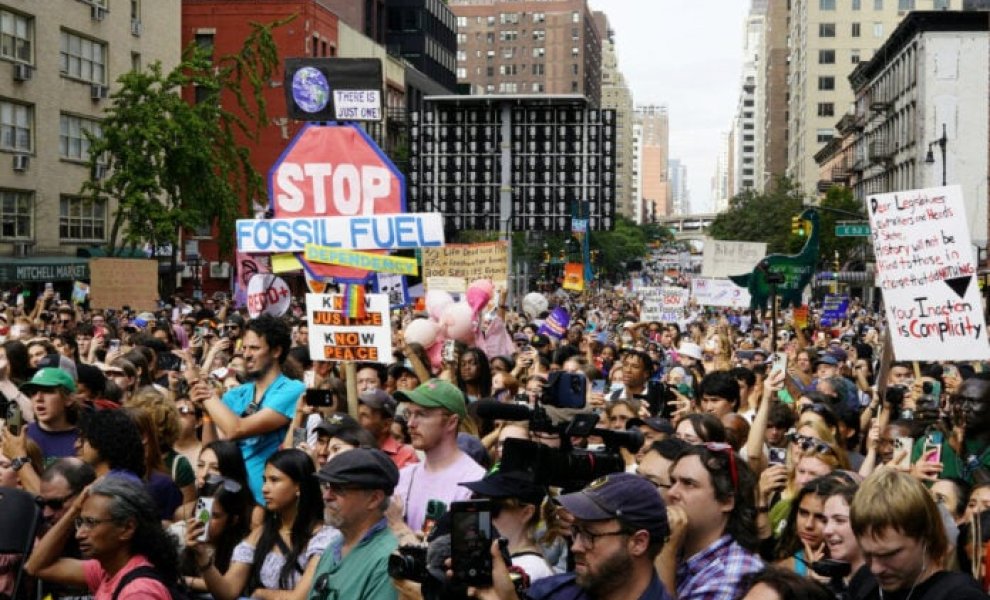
left=308, top=448, right=400, bottom=600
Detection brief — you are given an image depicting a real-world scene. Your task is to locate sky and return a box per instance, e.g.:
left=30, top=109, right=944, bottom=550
left=589, top=0, right=751, bottom=214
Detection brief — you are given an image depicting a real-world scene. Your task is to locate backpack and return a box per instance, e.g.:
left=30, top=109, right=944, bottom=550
left=111, top=565, right=193, bottom=600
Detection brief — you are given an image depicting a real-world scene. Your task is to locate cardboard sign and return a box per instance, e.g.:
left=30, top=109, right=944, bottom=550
left=235, top=213, right=444, bottom=253
left=867, top=185, right=990, bottom=360
left=691, top=277, right=752, bottom=309
left=246, top=274, right=291, bottom=318
left=303, top=245, right=417, bottom=275
left=89, top=258, right=158, bottom=312
left=306, top=293, right=391, bottom=363
left=702, top=240, right=767, bottom=278
left=422, top=242, right=509, bottom=292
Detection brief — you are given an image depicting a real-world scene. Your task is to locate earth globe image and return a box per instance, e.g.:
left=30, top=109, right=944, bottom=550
left=291, top=66, right=331, bottom=113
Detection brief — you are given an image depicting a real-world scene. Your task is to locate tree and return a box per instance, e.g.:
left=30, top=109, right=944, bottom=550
left=708, top=177, right=807, bottom=255
left=82, top=18, right=290, bottom=293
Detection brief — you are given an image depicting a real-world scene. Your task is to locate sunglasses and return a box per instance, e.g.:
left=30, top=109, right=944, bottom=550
left=704, top=442, right=738, bottom=489
left=37, top=493, right=75, bottom=511
left=204, top=474, right=243, bottom=494
left=787, top=433, right=836, bottom=456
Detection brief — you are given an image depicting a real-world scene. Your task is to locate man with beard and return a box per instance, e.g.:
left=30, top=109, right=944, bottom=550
left=308, top=448, right=399, bottom=600
left=191, top=314, right=303, bottom=506
left=911, top=373, right=990, bottom=485
left=474, top=472, right=673, bottom=599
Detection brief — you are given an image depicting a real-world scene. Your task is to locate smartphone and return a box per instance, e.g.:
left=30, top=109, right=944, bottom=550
left=442, top=339, right=457, bottom=363
left=291, top=427, right=307, bottom=448
left=451, top=499, right=494, bottom=587
left=770, top=352, right=788, bottom=376
left=893, top=437, right=914, bottom=469
left=194, top=496, right=214, bottom=542
left=923, top=433, right=943, bottom=464
left=768, top=447, right=787, bottom=466
left=108, top=339, right=121, bottom=352
left=6, top=401, right=23, bottom=436
left=44, top=282, right=53, bottom=294
left=591, top=379, right=606, bottom=394
left=304, top=389, right=334, bottom=408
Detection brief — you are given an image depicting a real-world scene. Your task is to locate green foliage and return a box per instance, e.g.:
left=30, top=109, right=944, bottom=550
left=82, top=17, right=291, bottom=260
left=818, top=185, right=868, bottom=265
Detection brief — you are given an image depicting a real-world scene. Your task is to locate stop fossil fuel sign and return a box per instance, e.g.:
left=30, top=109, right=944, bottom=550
left=266, top=124, right=405, bottom=281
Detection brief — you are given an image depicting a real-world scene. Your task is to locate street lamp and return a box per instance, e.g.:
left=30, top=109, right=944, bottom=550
left=925, top=123, right=947, bottom=186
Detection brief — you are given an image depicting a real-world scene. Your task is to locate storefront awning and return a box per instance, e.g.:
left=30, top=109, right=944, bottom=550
left=0, top=256, right=90, bottom=283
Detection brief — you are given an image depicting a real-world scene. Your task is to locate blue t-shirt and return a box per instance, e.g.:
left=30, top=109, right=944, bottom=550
left=222, top=373, right=303, bottom=505
left=26, top=422, right=79, bottom=468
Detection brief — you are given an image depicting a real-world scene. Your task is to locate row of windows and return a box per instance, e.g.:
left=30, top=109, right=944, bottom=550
left=821, top=0, right=942, bottom=9
left=0, top=190, right=106, bottom=242
left=1, top=99, right=104, bottom=160
left=479, top=81, right=546, bottom=93
left=818, top=22, right=885, bottom=38
left=818, top=48, right=868, bottom=64
left=2, top=11, right=115, bottom=86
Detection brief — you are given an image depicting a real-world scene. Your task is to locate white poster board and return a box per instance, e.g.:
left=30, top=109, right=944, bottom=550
left=702, top=239, right=767, bottom=278
left=867, top=185, right=990, bottom=361
left=691, top=277, right=752, bottom=309
left=306, top=293, right=392, bottom=363
left=640, top=287, right=688, bottom=322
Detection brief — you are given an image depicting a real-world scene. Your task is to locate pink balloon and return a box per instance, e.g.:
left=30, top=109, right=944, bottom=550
left=465, top=279, right=494, bottom=314
left=425, top=290, right=454, bottom=321
left=441, top=301, right=475, bottom=343
left=404, top=318, right=439, bottom=347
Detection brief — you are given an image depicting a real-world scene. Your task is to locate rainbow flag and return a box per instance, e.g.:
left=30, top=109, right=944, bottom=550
left=342, top=284, right=366, bottom=319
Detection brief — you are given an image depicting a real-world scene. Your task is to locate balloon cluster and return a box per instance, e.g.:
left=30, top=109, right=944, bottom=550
left=403, top=279, right=495, bottom=370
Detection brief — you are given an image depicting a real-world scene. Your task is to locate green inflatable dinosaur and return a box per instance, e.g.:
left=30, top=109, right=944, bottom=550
left=729, top=208, right=820, bottom=310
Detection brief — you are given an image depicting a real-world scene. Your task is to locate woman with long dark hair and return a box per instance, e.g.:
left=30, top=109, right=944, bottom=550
left=457, top=346, right=492, bottom=402
left=188, top=449, right=334, bottom=600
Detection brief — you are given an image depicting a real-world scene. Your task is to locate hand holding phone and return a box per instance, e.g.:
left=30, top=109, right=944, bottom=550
left=451, top=499, right=494, bottom=587
left=194, top=497, right=213, bottom=542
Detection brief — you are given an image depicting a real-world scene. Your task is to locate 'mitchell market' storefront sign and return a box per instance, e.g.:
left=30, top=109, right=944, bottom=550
left=0, top=261, right=90, bottom=282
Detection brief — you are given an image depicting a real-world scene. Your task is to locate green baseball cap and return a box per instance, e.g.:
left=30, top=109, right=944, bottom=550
left=394, top=379, right=467, bottom=419
left=20, top=367, right=77, bottom=395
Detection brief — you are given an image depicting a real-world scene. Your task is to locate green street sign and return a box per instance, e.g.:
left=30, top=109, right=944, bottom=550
left=835, top=223, right=871, bottom=237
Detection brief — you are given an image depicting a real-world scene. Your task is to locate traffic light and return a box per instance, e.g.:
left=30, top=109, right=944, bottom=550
left=791, top=216, right=804, bottom=237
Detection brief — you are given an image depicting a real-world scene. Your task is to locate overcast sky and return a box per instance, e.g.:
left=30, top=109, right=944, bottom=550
left=589, top=0, right=751, bottom=214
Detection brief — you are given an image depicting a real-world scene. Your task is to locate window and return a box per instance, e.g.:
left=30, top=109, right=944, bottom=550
left=572, top=64, right=579, bottom=75
left=131, top=52, right=141, bottom=71
left=456, top=67, right=466, bottom=79
left=0, top=100, right=31, bottom=152
left=819, top=76, right=835, bottom=90
left=820, top=0, right=836, bottom=8
left=532, top=12, right=545, bottom=24
left=571, top=81, right=578, bottom=92
left=852, top=23, right=861, bottom=37
left=0, top=190, right=31, bottom=240
left=817, top=102, right=835, bottom=117
left=853, top=0, right=861, bottom=9
left=898, top=0, right=914, bottom=8
left=533, top=30, right=545, bottom=41
left=457, top=33, right=466, bottom=44
left=818, top=49, right=835, bottom=64
left=819, top=23, right=835, bottom=37
left=873, top=22, right=883, bottom=37
left=456, top=50, right=466, bottom=61
left=486, top=66, right=494, bottom=77
left=61, top=31, right=107, bottom=84
left=533, top=63, right=544, bottom=75
left=743, top=145, right=754, bottom=153
left=532, top=82, right=544, bottom=92
left=933, top=0, right=949, bottom=7
left=194, top=33, right=214, bottom=61
left=874, top=0, right=883, bottom=9
left=502, top=47, right=514, bottom=59
left=130, top=0, right=140, bottom=20
left=486, top=15, right=495, bottom=26
left=571, top=47, right=579, bottom=56
left=571, top=27, right=579, bottom=40
left=0, top=9, right=32, bottom=62
left=499, top=30, right=517, bottom=42
left=500, top=64, right=518, bottom=75
left=572, top=11, right=580, bottom=23
left=60, top=197, right=106, bottom=242
left=456, top=16, right=467, bottom=27
left=743, top=134, right=755, bottom=141
left=59, top=114, right=102, bottom=161
left=817, top=129, right=834, bottom=143
left=532, top=47, right=545, bottom=58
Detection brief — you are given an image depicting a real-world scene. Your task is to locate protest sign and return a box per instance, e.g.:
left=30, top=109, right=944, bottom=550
left=422, top=241, right=509, bottom=292
left=235, top=213, right=444, bottom=253
left=640, top=287, right=687, bottom=322
left=820, top=294, right=849, bottom=327
left=373, top=273, right=410, bottom=308
left=89, top=259, right=158, bottom=312
left=868, top=185, right=990, bottom=360
left=246, top=274, right=291, bottom=318
left=701, top=240, right=767, bottom=278
left=563, top=263, right=584, bottom=291
left=303, top=245, right=418, bottom=275
left=538, top=307, right=570, bottom=340
left=306, top=292, right=391, bottom=362
left=234, top=252, right=272, bottom=308
left=690, top=278, right=752, bottom=309
left=793, top=305, right=809, bottom=330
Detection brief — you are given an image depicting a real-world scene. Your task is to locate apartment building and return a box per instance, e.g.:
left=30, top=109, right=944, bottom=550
left=761, top=0, right=789, bottom=190
left=786, top=0, right=959, bottom=195
left=595, top=11, right=635, bottom=220
left=635, top=105, right=671, bottom=218
left=450, top=0, right=602, bottom=105
left=732, top=0, right=766, bottom=195
left=0, top=0, right=179, bottom=283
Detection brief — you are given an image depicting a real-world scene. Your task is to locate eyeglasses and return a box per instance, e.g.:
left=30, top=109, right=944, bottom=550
left=704, top=442, right=738, bottom=489
left=74, top=516, right=115, bottom=530
left=59, top=319, right=72, bottom=325
left=204, top=475, right=243, bottom=494
left=177, top=406, right=196, bottom=416
left=571, top=524, right=629, bottom=549
left=37, top=493, right=75, bottom=511
left=319, top=482, right=361, bottom=496
left=787, top=433, right=836, bottom=456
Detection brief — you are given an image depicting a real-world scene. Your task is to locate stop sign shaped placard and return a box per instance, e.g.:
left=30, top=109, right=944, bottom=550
left=268, top=124, right=405, bottom=281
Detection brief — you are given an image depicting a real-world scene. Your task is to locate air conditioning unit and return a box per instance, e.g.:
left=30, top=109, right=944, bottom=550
left=13, top=63, right=32, bottom=82
left=13, top=242, right=33, bottom=258
left=90, top=84, right=108, bottom=100
left=92, top=163, right=107, bottom=180
left=131, top=19, right=142, bottom=36
left=91, top=4, right=106, bottom=21
left=209, top=262, right=231, bottom=278
left=12, top=155, right=28, bottom=171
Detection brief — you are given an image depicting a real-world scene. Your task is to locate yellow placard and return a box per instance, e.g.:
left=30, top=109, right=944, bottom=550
left=303, top=244, right=418, bottom=275
left=271, top=253, right=304, bottom=273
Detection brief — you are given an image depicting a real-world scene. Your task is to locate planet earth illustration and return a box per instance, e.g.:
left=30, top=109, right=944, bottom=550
left=291, top=67, right=331, bottom=113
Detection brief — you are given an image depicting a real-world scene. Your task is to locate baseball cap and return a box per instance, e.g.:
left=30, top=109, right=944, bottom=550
left=513, top=332, right=530, bottom=343
left=626, top=416, right=675, bottom=435
left=826, top=348, right=848, bottom=362
left=462, top=470, right=547, bottom=506
left=20, top=367, right=77, bottom=395
left=530, top=334, right=551, bottom=348
left=557, top=472, right=670, bottom=542
left=678, top=342, right=703, bottom=361
left=359, top=389, right=397, bottom=418
left=814, top=354, right=839, bottom=367
left=226, top=314, right=245, bottom=327
left=315, top=448, right=399, bottom=495
left=394, top=379, right=467, bottom=419
left=313, top=413, right=360, bottom=438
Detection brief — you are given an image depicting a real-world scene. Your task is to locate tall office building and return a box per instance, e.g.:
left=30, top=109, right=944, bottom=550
left=669, top=158, right=690, bottom=215
left=384, top=0, right=458, bottom=92
left=635, top=105, right=671, bottom=218
left=0, top=2, right=179, bottom=282
left=631, top=120, right=645, bottom=223
left=450, top=0, right=602, bottom=105
left=786, top=0, right=960, bottom=194
left=760, top=0, right=789, bottom=189
left=594, top=11, right=635, bottom=220
left=731, top=0, right=767, bottom=194
left=712, top=133, right=732, bottom=212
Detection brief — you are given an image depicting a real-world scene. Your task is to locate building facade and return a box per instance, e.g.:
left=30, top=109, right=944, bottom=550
left=635, top=104, right=671, bottom=219
left=595, top=11, right=635, bottom=220
left=732, top=0, right=766, bottom=194
left=0, top=0, right=180, bottom=282
left=450, top=0, right=602, bottom=105
left=385, top=0, right=458, bottom=92
left=785, top=0, right=960, bottom=195
left=669, top=158, right=690, bottom=215
left=760, top=0, right=789, bottom=190
left=711, top=132, right=731, bottom=212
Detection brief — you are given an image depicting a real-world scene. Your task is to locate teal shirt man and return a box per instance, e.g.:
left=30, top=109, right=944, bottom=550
left=307, top=520, right=398, bottom=600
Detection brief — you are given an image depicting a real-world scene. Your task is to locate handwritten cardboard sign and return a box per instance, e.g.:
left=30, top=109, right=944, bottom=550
left=867, top=185, right=990, bottom=360
left=702, top=240, right=767, bottom=278
left=306, top=293, right=392, bottom=363
left=89, top=258, right=158, bottom=312
left=422, top=241, right=509, bottom=292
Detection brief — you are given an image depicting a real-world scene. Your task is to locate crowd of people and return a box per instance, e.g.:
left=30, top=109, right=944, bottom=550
left=1, top=282, right=990, bottom=600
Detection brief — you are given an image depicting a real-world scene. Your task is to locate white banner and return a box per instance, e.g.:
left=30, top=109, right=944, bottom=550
left=691, top=277, right=752, bottom=309
left=236, top=213, right=445, bottom=253
left=868, top=185, right=990, bottom=361
left=640, top=287, right=688, bottom=322
left=306, top=293, right=392, bottom=363
left=702, top=239, right=767, bottom=278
